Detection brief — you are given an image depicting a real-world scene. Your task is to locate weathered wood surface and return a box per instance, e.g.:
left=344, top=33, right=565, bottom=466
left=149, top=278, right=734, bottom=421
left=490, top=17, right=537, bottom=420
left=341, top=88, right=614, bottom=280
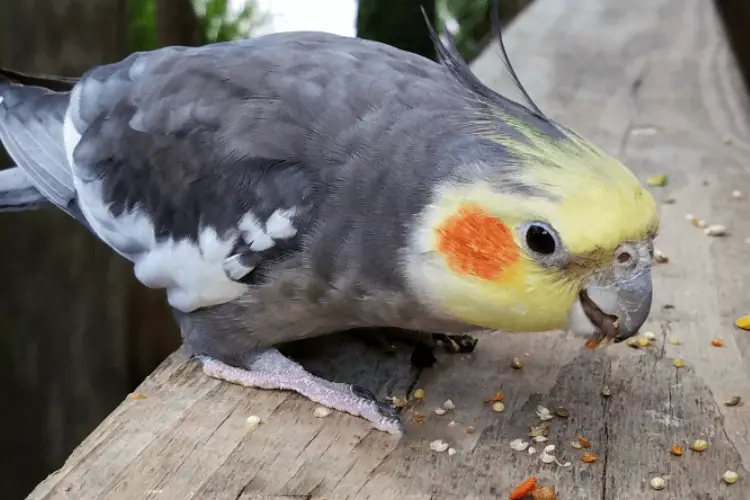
left=25, top=0, right=750, bottom=498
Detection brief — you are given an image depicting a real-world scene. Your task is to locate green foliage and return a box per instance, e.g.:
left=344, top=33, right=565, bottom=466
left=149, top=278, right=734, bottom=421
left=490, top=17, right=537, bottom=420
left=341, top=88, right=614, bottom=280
left=128, top=0, right=159, bottom=52
left=193, top=0, right=263, bottom=44
left=127, top=0, right=265, bottom=52
left=437, top=0, right=531, bottom=63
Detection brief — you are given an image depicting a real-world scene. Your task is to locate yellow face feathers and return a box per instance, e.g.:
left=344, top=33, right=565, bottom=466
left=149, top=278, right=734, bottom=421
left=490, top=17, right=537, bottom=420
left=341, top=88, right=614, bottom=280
left=405, top=129, right=659, bottom=334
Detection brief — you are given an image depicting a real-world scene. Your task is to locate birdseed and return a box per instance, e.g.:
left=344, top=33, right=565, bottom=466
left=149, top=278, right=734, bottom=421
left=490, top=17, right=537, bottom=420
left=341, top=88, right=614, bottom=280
left=601, top=385, right=613, bottom=397
left=711, top=338, right=725, bottom=347
left=510, top=439, right=529, bottom=452
left=429, top=439, right=449, bottom=453
left=443, top=399, right=456, bottom=410
left=673, top=358, right=685, bottom=368
left=670, top=445, right=684, bottom=456
left=725, top=396, right=741, bottom=407
left=735, top=315, right=750, bottom=330
left=536, top=406, right=554, bottom=420
left=509, top=477, right=537, bottom=500
left=578, top=435, right=592, bottom=448
left=413, top=388, right=425, bottom=399
left=511, top=357, right=524, bottom=369
left=704, top=224, right=727, bottom=236
left=434, top=408, right=447, bottom=416
left=690, top=439, right=709, bottom=452
left=581, top=452, right=598, bottom=463
left=553, top=407, right=570, bottom=418
left=650, top=477, right=665, bottom=490
left=531, top=486, right=557, bottom=500
left=492, top=401, right=506, bottom=412
left=314, top=406, right=332, bottom=418
left=723, top=470, right=739, bottom=484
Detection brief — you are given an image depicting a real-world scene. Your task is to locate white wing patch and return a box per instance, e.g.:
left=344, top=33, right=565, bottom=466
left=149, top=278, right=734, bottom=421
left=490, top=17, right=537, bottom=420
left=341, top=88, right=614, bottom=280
left=266, top=208, right=298, bottom=239
left=59, top=84, right=302, bottom=313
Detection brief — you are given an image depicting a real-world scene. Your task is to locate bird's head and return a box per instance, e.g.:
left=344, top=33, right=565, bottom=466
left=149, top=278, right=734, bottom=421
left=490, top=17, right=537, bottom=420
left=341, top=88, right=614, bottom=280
left=404, top=5, right=659, bottom=345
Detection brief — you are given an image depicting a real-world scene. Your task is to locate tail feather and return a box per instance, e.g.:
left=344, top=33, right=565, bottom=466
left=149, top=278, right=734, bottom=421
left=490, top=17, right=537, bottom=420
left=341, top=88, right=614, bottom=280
left=0, top=166, right=50, bottom=212
left=0, top=82, right=76, bottom=212
left=0, top=67, right=78, bottom=92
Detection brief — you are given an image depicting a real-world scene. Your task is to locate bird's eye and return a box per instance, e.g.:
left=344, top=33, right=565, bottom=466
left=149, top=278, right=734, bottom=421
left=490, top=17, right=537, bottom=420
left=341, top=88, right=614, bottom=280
left=525, top=223, right=557, bottom=255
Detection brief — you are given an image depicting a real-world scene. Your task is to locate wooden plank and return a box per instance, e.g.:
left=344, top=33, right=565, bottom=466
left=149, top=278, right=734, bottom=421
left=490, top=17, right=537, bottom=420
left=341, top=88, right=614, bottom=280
left=24, top=0, right=750, bottom=498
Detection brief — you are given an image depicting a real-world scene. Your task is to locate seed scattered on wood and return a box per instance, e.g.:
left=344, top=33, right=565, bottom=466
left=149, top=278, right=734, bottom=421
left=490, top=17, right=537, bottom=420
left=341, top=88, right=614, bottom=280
left=414, top=412, right=425, bottom=419
left=601, top=385, right=613, bottom=397
left=510, top=439, right=530, bottom=452
left=654, top=250, right=669, bottom=264
left=493, top=402, right=506, bottom=413
left=643, top=331, right=657, bottom=341
left=128, top=392, right=147, bottom=400
left=434, top=408, right=447, bottom=416
left=448, top=447, right=457, bottom=456
left=532, top=436, right=548, bottom=443
left=650, top=477, right=665, bottom=490
left=690, top=439, right=709, bottom=452
left=509, top=477, right=537, bottom=500
left=415, top=418, right=424, bottom=425
left=735, top=315, right=750, bottom=330
left=536, top=406, right=554, bottom=421
left=626, top=337, right=641, bottom=348
left=540, top=452, right=555, bottom=464
left=723, top=470, right=739, bottom=484
left=448, top=420, right=458, bottom=427
left=581, top=452, right=598, bottom=463
left=543, top=444, right=556, bottom=454
left=704, top=224, right=727, bottom=236
left=511, top=357, right=524, bottom=369
left=637, top=337, right=650, bottom=347
left=484, top=392, right=504, bottom=403
left=725, top=396, right=741, bottom=407
left=673, top=358, right=686, bottom=368
left=669, top=335, right=680, bottom=345
left=647, top=174, right=667, bottom=187
left=528, top=447, right=537, bottom=455
left=430, top=439, right=450, bottom=453
left=246, top=415, right=262, bottom=427
left=465, top=425, right=476, bottom=434
left=443, top=399, right=456, bottom=410
left=711, top=338, right=725, bottom=347
left=314, top=407, right=332, bottom=418
left=578, top=436, right=592, bottom=448
left=529, top=422, right=549, bottom=438
left=530, top=485, right=557, bottom=500
left=571, top=441, right=583, bottom=449
left=670, top=445, right=684, bottom=456
left=413, top=388, right=425, bottom=399
left=390, top=396, right=408, bottom=408
left=732, top=190, right=742, bottom=199
left=553, top=407, right=570, bottom=418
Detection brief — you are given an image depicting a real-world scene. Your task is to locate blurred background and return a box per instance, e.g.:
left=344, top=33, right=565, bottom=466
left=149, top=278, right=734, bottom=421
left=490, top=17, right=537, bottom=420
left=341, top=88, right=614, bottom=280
left=0, top=0, right=533, bottom=498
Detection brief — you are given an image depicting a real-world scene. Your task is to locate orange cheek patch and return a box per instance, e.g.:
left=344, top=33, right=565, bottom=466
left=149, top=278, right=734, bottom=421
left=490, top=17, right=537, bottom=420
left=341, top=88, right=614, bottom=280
left=435, top=204, right=520, bottom=281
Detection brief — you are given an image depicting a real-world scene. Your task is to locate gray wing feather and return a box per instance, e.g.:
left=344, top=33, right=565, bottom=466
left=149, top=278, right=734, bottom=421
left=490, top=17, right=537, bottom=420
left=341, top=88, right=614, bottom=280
left=0, top=84, right=76, bottom=211
left=0, top=166, right=50, bottom=211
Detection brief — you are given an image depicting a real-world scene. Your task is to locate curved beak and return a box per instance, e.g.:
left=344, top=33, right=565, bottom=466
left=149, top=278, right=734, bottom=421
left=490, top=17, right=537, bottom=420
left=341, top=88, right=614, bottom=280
left=584, top=268, right=653, bottom=342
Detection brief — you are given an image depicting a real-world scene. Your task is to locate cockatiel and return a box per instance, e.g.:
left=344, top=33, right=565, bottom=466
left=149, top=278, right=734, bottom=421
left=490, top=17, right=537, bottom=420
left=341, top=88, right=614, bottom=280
left=0, top=8, right=658, bottom=436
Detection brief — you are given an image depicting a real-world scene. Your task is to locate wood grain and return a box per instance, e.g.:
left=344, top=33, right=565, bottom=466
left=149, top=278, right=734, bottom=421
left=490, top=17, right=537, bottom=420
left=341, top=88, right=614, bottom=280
left=25, top=0, right=750, bottom=498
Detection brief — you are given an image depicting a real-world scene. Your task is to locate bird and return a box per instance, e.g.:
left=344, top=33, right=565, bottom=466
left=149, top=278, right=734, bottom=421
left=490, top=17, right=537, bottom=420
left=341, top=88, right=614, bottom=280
left=0, top=4, right=658, bottom=436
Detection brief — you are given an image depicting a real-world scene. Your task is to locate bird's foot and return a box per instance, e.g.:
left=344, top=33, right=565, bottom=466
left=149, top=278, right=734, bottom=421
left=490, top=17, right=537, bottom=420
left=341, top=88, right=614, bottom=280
left=198, top=349, right=403, bottom=436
